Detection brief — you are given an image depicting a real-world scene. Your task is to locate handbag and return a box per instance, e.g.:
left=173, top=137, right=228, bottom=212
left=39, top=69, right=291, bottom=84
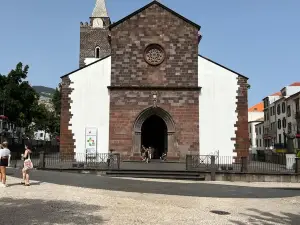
left=24, top=154, right=33, bottom=170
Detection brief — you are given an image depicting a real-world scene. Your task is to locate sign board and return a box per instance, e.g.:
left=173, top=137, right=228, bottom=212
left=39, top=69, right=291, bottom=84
left=85, top=127, right=97, bottom=154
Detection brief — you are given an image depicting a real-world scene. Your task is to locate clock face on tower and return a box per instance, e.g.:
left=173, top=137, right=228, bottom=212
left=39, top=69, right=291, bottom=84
left=93, top=18, right=103, bottom=28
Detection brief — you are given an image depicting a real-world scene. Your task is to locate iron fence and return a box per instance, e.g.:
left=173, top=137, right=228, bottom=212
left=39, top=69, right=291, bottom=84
left=186, top=154, right=300, bottom=174
left=9, top=152, right=121, bottom=170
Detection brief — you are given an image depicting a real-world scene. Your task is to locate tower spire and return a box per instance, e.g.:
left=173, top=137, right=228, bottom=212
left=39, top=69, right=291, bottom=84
left=92, top=0, right=108, bottom=18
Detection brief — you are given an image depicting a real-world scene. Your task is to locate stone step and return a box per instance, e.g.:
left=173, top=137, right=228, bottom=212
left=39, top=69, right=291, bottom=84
left=106, top=174, right=205, bottom=181
left=105, top=170, right=205, bottom=181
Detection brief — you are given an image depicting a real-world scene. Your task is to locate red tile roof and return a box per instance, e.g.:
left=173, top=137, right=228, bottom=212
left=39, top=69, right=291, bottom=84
left=271, top=92, right=282, bottom=96
left=289, top=82, right=300, bottom=86
left=248, top=102, right=264, bottom=112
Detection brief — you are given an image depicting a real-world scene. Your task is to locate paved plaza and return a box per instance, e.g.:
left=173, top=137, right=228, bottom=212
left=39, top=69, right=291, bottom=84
left=1, top=169, right=300, bottom=225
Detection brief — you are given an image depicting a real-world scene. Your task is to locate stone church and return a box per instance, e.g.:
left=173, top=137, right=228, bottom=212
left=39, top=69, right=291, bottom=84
left=60, top=0, right=249, bottom=161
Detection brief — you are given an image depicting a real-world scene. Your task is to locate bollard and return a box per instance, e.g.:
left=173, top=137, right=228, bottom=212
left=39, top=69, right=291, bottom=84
left=38, top=151, right=45, bottom=169
left=295, top=157, right=300, bottom=173
left=241, top=157, right=248, bottom=172
left=210, top=155, right=216, bottom=181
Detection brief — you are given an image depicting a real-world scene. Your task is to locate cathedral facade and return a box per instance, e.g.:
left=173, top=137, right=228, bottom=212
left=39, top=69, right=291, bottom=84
left=60, top=0, right=249, bottom=161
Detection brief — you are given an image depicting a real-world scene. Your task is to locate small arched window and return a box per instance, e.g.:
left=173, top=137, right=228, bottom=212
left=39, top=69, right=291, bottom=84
left=95, top=47, right=100, bottom=58
left=282, top=117, right=287, bottom=128
left=282, top=102, right=286, bottom=113
left=278, top=119, right=282, bottom=129
left=277, top=105, right=281, bottom=115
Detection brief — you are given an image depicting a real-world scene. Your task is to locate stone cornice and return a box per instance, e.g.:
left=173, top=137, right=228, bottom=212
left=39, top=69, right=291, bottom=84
left=107, top=86, right=201, bottom=91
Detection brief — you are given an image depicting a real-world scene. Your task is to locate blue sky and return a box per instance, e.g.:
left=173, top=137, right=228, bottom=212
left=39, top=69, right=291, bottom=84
left=0, top=0, right=299, bottom=106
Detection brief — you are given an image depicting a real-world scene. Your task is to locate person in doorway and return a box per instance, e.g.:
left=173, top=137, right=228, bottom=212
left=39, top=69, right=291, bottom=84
left=148, top=147, right=155, bottom=160
left=144, top=148, right=150, bottom=163
left=21, top=144, right=33, bottom=186
left=141, top=145, right=147, bottom=161
left=0, top=142, right=11, bottom=187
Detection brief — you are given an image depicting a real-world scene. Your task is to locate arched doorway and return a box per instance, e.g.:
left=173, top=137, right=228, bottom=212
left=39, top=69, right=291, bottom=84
left=141, top=115, right=167, bottom=159
left=133, top=107, right=176, bottom=158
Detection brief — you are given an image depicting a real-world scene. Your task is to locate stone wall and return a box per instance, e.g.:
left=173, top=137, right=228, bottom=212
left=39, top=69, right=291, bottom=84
left=234, top=76, right=249, bottom=158
left=109, top=90, right=199, bottom=158
left=59, top=76, right=75, bottom=155
left=79, top=23, right=111, bottom=68
left=109, top=3, right=200, bottom=158
left=110, top=3, right=199, bottom=87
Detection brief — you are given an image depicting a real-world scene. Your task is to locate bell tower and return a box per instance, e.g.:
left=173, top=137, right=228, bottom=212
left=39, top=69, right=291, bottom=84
left=79, top=0, right=111, bottom=68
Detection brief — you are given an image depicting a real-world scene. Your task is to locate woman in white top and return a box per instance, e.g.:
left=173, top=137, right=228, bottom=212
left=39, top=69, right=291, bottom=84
left=0, top=142, right=11, bottom=187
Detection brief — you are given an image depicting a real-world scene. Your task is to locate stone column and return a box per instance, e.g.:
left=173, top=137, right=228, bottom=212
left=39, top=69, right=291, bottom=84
left=133, top=132, right=141, bottom=156
left=167, top=132, right=177, bottom=158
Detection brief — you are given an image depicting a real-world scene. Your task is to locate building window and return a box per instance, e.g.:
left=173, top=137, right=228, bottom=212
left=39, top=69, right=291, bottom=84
left=296, top=100, right=300, bottom=112
left=255, top=128, right=258, bottom=134
left=288, top=122, right=292, bottom=133
left=273, top=106, right=275, bottom=115
left=277, top=105, right=281, bottom=115
left=259, top=127, right=261, bottom=135
left=277, top=119, right=281, bottom=129
left=95, top=47, right=100, bottom=58
left=282, top=117, right=286, bottom=128
left=260, top=139, right=261, bottom=147
left=249, top=125, right=252, bottom=133
left=278, top=134, right=282, bottom=144
left=40, top=133, right=43, bottom=138
left=287, top=105, right=291, bottom=117
left=256, top=139, right=258, bottom=147
left=282, top=102, right=286, bottom=113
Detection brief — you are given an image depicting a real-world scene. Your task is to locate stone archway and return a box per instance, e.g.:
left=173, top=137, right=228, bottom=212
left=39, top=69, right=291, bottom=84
left=132, top=107, right=176, bottom=157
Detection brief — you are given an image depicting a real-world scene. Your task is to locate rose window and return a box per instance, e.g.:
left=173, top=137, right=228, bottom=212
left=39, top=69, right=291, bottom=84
left=144, top=44, right=165, bottom=66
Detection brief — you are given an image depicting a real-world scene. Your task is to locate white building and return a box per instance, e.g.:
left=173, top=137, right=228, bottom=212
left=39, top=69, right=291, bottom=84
left=255, top=121, right=264, bottom=151
left=60, top=0, right=250, bottom=162
left=34, top=130, right=50, bottom=141
left=258, top=82, right=300, bottom=152
left=248, top=102, right=264, bottom=153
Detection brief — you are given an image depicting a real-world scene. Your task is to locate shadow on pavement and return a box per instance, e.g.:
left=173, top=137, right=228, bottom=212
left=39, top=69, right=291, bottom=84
left=0, top=197, right=104, bottom=225
left=229, top=208, right=300, bottom=225
left=6, top=168, right=300, bottom=199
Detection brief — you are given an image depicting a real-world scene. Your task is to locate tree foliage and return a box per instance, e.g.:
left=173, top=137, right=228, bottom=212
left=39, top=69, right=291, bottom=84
left=52, top=87, right=61, bottom=116
left=0, top=62, right=39, bottom=128
left=0, top=62, right=61, bottom=139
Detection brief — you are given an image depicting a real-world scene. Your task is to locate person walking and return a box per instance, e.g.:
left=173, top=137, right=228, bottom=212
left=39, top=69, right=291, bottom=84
left=21, top=144, right=33, bottom=186
left=0, top=142, right=11, bottom=187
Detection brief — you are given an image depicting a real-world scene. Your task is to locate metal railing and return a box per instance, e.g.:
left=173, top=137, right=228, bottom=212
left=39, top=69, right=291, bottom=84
left=186, top=154, right=300, bottom=174
left=9, top=152, right=121, bottom=170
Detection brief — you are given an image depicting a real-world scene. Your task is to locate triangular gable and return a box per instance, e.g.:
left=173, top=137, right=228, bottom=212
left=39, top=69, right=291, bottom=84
left=109, top=1, right=200, bottom=30
left=199, top=55, right=249, bottom=80
left=61, top=55, right=111, bottom=78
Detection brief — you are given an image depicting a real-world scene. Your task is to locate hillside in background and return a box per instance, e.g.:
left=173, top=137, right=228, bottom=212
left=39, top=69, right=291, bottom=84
left=33, top=86, right=55, bottom=97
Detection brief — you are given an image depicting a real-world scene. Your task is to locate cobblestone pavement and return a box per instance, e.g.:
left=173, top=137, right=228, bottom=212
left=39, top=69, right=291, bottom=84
left=1, top=168, right=300, bottom=225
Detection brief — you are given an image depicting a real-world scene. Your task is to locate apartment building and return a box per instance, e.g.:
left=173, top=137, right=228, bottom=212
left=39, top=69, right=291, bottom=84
left=259, top=82, right=300, bottom=151
left=248, top=102, right=264, bottom=153
left=262, top=92, right=281, bottom=149
left=255, top=121, right=264, bottom=150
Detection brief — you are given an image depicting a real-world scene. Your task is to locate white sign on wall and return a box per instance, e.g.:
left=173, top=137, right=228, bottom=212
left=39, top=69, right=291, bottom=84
left=85, top=127, right=97, bottom=154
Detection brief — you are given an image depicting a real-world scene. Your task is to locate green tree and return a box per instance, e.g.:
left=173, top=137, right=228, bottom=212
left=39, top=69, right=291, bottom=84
left=51, top=87, right=61, bottom=116
left=0, top=62, right=39, bottom=128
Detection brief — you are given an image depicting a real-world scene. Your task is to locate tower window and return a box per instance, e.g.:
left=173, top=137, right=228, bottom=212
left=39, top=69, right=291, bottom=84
left=95, top=47, right=100, bottom=58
